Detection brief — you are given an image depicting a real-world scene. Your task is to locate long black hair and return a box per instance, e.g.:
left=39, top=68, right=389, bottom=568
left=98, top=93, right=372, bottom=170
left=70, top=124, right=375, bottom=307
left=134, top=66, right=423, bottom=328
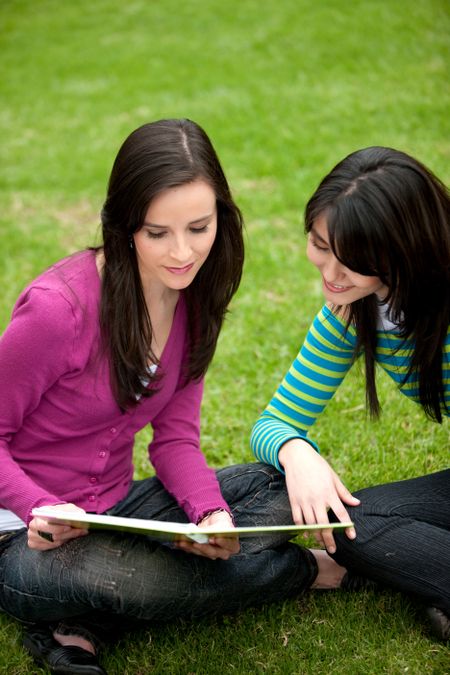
left=100, top=119, right=244, bottom=408
left=305, top=146, right=450, bottom=422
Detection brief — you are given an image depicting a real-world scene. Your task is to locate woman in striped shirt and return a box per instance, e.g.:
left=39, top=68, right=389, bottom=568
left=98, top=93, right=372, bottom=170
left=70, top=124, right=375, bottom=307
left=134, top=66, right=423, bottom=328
left=251, top=146, right=449, bottom=641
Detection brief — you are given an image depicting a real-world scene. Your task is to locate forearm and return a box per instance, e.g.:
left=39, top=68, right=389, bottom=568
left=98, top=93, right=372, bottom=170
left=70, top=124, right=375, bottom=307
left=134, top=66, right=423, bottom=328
left=151, top=441, right=230, bottom=524
left=250, top=306, right=356, bottom=469
left=250, top=413, right=318, bottom=470
left=0, top=443, right=64, bottom=524
left=150, top=374, right=230, bottom=523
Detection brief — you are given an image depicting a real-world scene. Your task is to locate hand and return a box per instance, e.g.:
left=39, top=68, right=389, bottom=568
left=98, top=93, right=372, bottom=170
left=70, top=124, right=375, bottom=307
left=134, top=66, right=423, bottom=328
left=175, top=509, right=240, bottom=560
left=28, top=503, right=89, bottom=550
left=279, top=439, right=360, bottom=554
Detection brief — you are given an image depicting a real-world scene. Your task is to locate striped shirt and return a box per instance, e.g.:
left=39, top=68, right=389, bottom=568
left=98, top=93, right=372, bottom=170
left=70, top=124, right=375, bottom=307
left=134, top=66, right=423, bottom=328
left=251, top=304, right=450, bottom=470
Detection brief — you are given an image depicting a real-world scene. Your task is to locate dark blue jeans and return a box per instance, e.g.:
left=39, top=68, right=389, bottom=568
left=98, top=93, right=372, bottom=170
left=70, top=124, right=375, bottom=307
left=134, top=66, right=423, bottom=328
left=0, top=464, right=316, bottom=640
left=330, top=469, right=450, bottom=614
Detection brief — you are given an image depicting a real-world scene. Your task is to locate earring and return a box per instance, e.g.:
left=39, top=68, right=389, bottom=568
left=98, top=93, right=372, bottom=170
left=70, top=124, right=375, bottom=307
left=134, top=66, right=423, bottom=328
left=128, top=235, right=134, bottom=250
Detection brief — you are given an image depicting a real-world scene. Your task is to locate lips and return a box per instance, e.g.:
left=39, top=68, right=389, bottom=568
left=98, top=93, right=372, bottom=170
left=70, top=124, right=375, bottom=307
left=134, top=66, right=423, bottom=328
left=165, top=263, right=194, bottom=275
left=323, top=278, right=354, bottom=293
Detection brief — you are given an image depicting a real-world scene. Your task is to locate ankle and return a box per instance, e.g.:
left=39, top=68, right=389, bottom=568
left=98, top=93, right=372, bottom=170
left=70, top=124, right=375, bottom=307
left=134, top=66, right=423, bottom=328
left=53, top=631, right=96, bottom=655
left=309, top=548, right=347, bottom=589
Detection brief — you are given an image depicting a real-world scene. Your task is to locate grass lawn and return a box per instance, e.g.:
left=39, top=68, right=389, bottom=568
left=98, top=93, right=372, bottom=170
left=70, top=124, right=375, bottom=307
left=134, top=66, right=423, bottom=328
left=1, top=0, right=449, bottom=673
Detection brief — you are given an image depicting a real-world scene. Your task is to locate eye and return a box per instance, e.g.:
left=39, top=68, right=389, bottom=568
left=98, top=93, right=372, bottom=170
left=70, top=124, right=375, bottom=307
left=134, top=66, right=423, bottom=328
left=145, top=230, right=166, bottom=239
left=310, top=236, right=329, bottom=252
left=190, top=225, right=209, bottom=234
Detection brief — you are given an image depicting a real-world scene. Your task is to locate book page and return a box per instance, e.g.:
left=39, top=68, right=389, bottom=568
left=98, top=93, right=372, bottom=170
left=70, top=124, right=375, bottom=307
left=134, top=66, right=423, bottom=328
left=32, top=507, right=353, bottom=544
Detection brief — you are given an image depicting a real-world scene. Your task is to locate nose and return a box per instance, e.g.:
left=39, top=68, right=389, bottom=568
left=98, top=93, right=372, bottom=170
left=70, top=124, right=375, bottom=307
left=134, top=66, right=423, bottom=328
left=324, top=255, right=346, bottom=281
left=170, top=235, right=192, bottom=262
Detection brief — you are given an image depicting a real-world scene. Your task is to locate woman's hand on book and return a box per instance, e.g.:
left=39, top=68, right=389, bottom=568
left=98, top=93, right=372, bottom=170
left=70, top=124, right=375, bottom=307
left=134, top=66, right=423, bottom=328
left=28, top=503, right=89, bottom=550
left=176, top=509, right=240, bottom=560
left=279, top=439, right=359, bottom=554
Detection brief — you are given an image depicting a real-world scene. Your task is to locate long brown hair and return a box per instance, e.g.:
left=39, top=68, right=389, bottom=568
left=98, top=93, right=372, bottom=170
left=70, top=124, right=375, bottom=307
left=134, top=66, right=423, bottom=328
left=305, top=146, right=450, bottom=422
left=100, top=119, right=244, bottom=408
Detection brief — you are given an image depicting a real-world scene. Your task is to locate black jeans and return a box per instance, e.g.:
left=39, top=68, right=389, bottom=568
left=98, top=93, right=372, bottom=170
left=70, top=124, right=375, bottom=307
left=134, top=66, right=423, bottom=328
left=0, top=464, right=316, bottom=640
left=330, top=469, right=450, bottom=613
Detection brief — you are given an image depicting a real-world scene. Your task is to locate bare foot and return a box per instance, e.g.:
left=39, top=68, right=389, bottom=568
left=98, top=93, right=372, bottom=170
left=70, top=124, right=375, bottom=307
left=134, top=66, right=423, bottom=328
left=53, top=631, right=96, bottom=655
left=309, top=549, right=347, bottom=589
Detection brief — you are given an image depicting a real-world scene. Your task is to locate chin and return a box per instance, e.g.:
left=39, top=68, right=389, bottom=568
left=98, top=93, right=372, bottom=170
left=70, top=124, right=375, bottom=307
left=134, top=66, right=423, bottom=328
left=167, top=278, right=194, bottom=290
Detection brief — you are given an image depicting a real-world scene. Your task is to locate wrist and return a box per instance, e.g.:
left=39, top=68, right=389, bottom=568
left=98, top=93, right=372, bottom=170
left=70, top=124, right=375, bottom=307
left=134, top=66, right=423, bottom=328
left=196, top=508, right=232, bottom=526
left=278, top=438, right=316, bottom=469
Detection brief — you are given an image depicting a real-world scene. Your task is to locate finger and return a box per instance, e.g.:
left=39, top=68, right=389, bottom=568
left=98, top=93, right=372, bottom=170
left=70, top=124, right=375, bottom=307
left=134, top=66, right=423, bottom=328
left=329, top=500, right=357, bottom=541
left=178, top=535, right=240, bottom=560
left=191, top=539, right=236, bottom=560
left=209, top=536, right=240, bottom=554
left=311, top=506, right=335, bottom=552
left=190, top=544, right=220, bottom=560
left=312, top=530, right=323, bottom=545
left=284, top=484, right=305, bottom=526
left=298, top=504, right=319, bottom=542
left=299, top=502, right=317, bottom=526
left=29, top=524, right=88, bottom=550
left=58, top=527, right=89, bottom=541
left=193, top=543, right=230, bottom=560
left=288, top=495, right=306, bottom=526
left=176, top=540, right=222, bottom=560
left=333, top=473, right=361, bottom=505
left=174, top=540, right=203, bottom=555
left=28, top=533, right=59, bottom=550
left=31, top=518, right=71, bottom=540
left=292, top=506, right=305, bottom=526
left=174, top=540, right=193, bottom=552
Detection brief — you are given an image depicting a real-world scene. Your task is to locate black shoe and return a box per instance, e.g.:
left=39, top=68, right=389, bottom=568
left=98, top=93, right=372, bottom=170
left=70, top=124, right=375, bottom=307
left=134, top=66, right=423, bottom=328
left=340, top=571, right=379, bottom=592
left=23, top=626, right=108, bottom=674
left=426, top=607, right=450, bottom=642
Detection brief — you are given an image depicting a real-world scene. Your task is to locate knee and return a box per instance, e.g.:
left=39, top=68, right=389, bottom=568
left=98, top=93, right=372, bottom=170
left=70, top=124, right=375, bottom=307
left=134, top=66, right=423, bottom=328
left=329, top=501, right=396, bottom=549
left=217, top=462, right=285, bottom=499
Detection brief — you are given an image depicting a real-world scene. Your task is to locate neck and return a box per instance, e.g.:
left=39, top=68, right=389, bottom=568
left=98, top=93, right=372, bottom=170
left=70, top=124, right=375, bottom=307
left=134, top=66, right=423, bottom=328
left=143, top=284, right=179, bottom=315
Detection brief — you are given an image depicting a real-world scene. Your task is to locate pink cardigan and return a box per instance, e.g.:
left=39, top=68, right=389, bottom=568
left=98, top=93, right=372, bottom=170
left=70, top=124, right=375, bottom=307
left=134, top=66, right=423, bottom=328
left=0, top=251, right=229, bottom=525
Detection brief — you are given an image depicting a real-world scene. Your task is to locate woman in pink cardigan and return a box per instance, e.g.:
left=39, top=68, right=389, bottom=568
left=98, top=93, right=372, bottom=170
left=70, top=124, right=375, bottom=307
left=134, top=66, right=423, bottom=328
left=0, top=119, right=341, bottom=675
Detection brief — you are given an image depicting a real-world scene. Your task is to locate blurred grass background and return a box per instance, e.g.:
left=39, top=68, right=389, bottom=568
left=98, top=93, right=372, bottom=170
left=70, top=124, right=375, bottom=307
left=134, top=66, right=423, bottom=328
left=1, top=0, right=449, bottom=673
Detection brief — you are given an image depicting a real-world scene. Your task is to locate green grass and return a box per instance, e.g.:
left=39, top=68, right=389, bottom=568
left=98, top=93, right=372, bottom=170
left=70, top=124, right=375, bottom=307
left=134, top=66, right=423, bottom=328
left=1, top=0, right=449, bottom=672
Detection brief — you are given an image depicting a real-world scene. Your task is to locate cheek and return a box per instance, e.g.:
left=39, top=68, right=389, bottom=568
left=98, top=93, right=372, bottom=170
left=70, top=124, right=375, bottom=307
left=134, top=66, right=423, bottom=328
left=201, top=228, right=218, bottom=256
left=306, top=243, right=321, bottom=268
left=362, top=277, right=382, bottom=291
left=134, top=237, right=160, bottom=263
left=349, top=273, right=383, bottom=293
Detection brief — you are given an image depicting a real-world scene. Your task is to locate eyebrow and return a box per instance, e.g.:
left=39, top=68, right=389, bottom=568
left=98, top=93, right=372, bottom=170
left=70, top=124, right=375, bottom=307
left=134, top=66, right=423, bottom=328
left=143, top=213, right=215, bottom=229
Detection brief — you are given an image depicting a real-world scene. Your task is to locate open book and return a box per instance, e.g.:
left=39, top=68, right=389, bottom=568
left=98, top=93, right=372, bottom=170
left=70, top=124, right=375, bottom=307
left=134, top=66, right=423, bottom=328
left=32, top=506, right=353, bottom=544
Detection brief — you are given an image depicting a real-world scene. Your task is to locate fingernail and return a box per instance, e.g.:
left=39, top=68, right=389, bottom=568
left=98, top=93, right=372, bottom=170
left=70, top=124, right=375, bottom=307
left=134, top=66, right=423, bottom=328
left=328, top=546, right=336, bottom=554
